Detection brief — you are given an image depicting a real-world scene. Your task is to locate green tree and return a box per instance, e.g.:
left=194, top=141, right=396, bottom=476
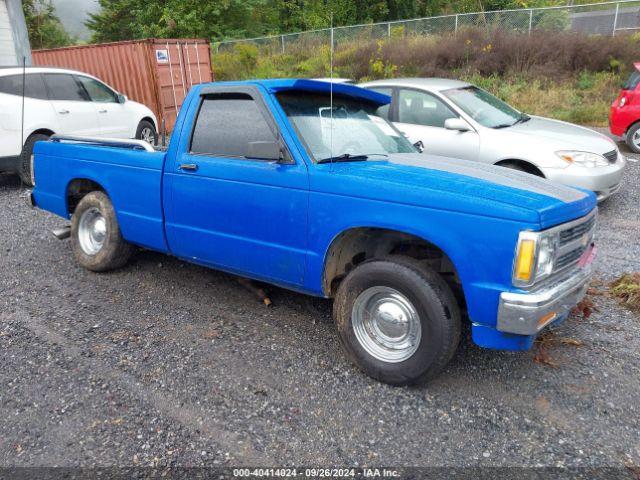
left=87, top=0, right=269, bottom=43
left=22, top=0, right=74, bottom=49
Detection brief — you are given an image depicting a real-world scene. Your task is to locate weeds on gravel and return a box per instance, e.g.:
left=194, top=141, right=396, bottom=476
left=609, top=273, right=640, bottom=312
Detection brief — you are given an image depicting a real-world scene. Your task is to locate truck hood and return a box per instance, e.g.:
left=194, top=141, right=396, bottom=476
left=318, top=153, right=596, bottom=229
left=504, top=116, right=617, bottom=154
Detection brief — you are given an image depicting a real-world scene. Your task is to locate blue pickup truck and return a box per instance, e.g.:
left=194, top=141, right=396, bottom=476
left=31, top=79, right=597, bottom=385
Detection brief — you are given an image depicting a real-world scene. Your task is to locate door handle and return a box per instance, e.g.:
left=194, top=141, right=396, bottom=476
left=179, top=163, right=198, bottom=171
left=98, top=109, right=108, bottom=114
left=58, top=110, right=70, bottom=115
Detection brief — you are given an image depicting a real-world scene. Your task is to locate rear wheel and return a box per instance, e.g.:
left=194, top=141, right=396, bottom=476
left=333, top=256, right=461, bottom=386
left=626, top=122, right=640, bottom=154
left=135, top=120, right=157, bottom=146
left=19, top=133, right=50, bottom=186
left=71, top=191, right=134, bottom=272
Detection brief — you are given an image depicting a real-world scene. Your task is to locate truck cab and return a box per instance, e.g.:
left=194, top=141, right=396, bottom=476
left=31, top=79, right=597, bottom=385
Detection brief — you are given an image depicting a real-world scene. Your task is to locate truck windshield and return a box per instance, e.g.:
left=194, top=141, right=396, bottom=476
left=276, top=91, right=416, bottom=162
left=443, top=86, right=523, bottom=129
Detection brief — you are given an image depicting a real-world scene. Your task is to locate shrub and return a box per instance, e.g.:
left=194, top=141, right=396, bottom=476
left=211, top=27, right=638, bottom=125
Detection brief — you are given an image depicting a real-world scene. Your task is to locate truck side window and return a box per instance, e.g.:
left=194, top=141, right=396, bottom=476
left=191, top=93, right=275, bottom=158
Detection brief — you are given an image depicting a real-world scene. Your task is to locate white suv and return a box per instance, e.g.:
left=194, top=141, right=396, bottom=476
left=0, top=67, right=158, bottom=185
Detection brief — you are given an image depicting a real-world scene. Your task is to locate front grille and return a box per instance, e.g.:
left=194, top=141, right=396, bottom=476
left=551, top=211, right=597, bottom=276
left=559, top=214, right=596, bottom=246
left=556, top=245, right=588, bottom=270
left=603, top=150, right=618, bottom=163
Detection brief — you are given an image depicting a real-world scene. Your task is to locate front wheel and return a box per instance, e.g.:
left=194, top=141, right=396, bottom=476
left=135, top=120, right=158, bottom=146
left=71, top=191, right=134, bottom=272
left=333, top=257, right=461, bottom=386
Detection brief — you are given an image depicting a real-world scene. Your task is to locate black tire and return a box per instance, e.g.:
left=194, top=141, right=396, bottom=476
left=135, top=120, right=158, bottom=146
left=333, top=256, right=461, bottom=386
left=626, top=122, right=640, bottom=154
left=19, top=133, right=50, bottom=186
left=70, top=191, right=134, bottom=272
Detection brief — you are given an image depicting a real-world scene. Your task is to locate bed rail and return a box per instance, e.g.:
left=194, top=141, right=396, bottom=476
left=49, top=135, right=156, bottom=152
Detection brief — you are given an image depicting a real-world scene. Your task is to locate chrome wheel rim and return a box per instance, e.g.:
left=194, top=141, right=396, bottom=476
left=140, top=127, right=154, bottom=144
left=633, top=130, right=640, bottom=149
left=352, top=286, right=421, bottom=363
left=78, top=207, right=107, bottom=255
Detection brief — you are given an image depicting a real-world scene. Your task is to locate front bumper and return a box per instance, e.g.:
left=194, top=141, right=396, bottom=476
left=544, top=155, right=626, bottom=201
left=496, top=266, right=591, bottom=336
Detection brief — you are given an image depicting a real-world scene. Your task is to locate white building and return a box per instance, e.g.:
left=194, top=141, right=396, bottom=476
left=0, top=0, right=31, bottom=66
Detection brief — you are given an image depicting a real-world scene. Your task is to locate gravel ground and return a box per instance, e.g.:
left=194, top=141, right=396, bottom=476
left=0, top=137, right=639, bottom=471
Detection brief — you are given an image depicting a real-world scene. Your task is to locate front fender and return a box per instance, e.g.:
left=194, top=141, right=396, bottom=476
left=305, top=191, right=535, bottom=327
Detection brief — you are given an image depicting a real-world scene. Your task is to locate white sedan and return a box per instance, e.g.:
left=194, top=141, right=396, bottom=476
left=0, top=66, right=158, bottom=185
left=360, top=78, right=626, bottom=201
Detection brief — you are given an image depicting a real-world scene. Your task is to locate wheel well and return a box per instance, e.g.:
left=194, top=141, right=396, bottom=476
left=29, top=128, right=55, bottom=139
left=140, top=117, right=156, bottom=131
left=323, top=227, right=462, bottom=297
left=495, top=159, right=545, bottom=178
left=66, top=179, right=105, bottom=215
left=626, top=119, right=640, bottom=134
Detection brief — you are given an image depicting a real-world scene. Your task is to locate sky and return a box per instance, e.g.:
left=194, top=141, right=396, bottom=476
left=51, top=0, right=99, bottom=40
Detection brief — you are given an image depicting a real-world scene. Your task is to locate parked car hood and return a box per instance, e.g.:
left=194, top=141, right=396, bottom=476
left=504, top=116, right=616, bottom=154
left=315, top=153, right=596, bottom=229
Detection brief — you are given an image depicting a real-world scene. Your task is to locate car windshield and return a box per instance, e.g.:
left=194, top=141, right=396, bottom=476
left=276, top=91, right=416, bottom=162
left=443, top=86, right=523, bottom=129
left=623, top=70, right=640, bottom=90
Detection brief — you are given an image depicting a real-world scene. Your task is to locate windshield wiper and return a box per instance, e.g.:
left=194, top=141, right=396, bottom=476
left=513, top=112, right=531, bottom=125
left=493, top=112, right=531, bottom=129
left=317, top=153, right=388, bottom=164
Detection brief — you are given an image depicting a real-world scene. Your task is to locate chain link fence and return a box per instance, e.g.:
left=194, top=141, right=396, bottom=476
left=215, top=0, right=640, bottom=54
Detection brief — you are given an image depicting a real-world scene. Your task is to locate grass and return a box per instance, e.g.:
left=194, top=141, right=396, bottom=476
left=610, top=273, right=640, bottom=311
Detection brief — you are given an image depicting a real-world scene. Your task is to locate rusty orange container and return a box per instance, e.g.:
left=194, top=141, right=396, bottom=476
left=32, top=38, right=213, bottom=132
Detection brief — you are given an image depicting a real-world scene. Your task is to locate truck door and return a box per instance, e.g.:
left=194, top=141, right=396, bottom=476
left=164, top=87, right=309, bottom=288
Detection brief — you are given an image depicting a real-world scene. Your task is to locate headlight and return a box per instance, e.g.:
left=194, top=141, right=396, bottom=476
left=513, top=230, right=557, bottom=287
left=556, top=150, right=609, bottom=168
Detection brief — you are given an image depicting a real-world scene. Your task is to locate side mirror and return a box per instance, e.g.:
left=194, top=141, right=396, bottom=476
left=444, top=117, right=471, bottom=132
left=117, top=94, right=127, bottom=104
left=413, top=140, right=425, bottom=153
left=247, top=141, right=282, bottom=161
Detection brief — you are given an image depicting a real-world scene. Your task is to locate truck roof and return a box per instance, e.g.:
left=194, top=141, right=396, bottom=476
left=201, top=79, right=391, bottom=106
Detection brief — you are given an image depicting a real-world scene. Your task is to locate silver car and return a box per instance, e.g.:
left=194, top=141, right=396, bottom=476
left=359, top=78, right=626, bottom=201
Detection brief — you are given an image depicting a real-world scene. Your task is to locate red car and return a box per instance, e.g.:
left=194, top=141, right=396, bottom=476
left=610, top=62, right=640, bottom=153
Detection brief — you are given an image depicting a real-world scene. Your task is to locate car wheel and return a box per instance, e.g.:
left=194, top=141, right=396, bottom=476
left=135, top=120, right=158, bottom=146
left=71, top=191, right=135, bottom=272
left=626, top=122, right=640, bottom=154
left=333, top=256, right=461, bottom=386
left=19, top=133, right=50, bottom=187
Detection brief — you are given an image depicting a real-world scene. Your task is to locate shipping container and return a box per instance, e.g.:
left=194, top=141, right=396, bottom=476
left=33, top=38, right=213, bottom=132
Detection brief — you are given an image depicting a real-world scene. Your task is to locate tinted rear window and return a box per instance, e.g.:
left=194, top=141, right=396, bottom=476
left=0, top=73, right=48, bottom=100
left=190, top=93, right=275, bottom=158
left=44, top=73, right=89, bottom=101
left=623, top=71, right=640, bottom=90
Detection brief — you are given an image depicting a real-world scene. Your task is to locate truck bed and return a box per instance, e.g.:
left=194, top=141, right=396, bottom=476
left=33, top=138, right=169, bottom=253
